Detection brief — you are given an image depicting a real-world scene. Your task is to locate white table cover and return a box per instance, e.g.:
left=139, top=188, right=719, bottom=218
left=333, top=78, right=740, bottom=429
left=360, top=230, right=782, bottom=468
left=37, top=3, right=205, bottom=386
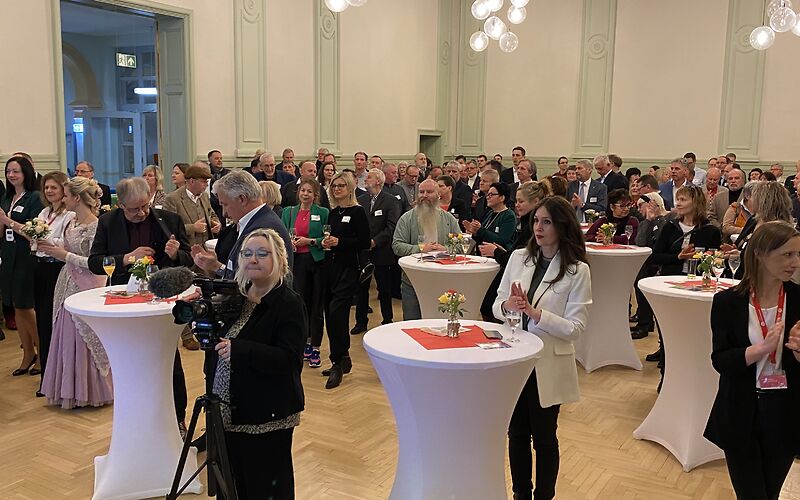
left=633, top=276, right=737, bottom=471
left=364, top=319, right=544, bottom=500
left=65, top=285, right=203, bottom=500
left=399, top=254, right=500, bottom=320
left=574, top=243, right=651, bottom=372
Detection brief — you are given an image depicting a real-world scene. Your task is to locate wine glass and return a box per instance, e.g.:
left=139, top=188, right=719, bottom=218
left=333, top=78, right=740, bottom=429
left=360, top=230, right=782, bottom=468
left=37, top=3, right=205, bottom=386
left=102, top=256, right=115, bottom=286
left=624, top=224, right=634, bottom=245
left=728, top=254, right=741, bottom=279
left=322, top=225, right=332, bottom=251
left=289, top=227, right=296, bottom=239
left=146, top=265, right=159, bottom=303
left=417, top=234, right=426, bottom=261
left=712, top=258, right=725, bottom=289
left=460, top=234, right=471, bottom=265
left=504, top=308, right=521, bottom=343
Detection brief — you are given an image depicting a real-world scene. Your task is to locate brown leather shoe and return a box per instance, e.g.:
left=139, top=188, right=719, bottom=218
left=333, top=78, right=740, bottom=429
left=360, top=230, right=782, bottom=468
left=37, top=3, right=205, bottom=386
left=182, top=337, right=200, bottom=351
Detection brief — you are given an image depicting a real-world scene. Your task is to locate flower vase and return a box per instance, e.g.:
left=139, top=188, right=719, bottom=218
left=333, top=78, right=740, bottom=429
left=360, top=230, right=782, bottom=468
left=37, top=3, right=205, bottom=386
left=602, top=234, right=613, bottom=246
left=137, top=276, right=149, bottom=295
left=30, top=239, right=38, bottom=254
left=446, top=315, right=461, bottom=338
left=702, top=271, right=713, bottom=289
left=448, top=245, right=458, bottom=261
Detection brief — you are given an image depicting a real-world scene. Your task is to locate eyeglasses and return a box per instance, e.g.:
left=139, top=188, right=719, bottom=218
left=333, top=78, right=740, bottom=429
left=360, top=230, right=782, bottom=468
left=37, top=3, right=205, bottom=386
left=120, top=202, right=150, bottom=215
left=612, top=203, right=632, bottom=209
left=331, top=183, right=348, bottom=190
left=240, top=248, right=272, bottom=260
left=486, top=192, right=500, bottom=198
left=75, top=169, right=92, bottom=175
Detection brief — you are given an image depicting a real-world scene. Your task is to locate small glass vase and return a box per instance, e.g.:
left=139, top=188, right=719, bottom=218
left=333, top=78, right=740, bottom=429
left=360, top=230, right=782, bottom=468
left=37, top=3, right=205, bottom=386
left=137, top=276, right=149, bottom=295
left=30, top=239, right=38, bottom=255
left=448, top=245, right=458, bottom=260
left=446, top=315, right=461, bottom=338
left=701, top=271, right=713, bottom=289
left=602, top=233, right=613, bottom=246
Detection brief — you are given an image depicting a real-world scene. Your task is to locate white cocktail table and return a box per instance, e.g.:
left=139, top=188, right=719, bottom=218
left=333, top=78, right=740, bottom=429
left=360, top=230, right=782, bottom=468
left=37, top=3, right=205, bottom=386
left=398, top=255, right=500, bottom=320
left=364, top=319, right=544, bottom=500
left=574, top=243, right=651, bottom=372
left=634, top=276, right=737, bottom=471
left=65, top=285, right=203, bottom=500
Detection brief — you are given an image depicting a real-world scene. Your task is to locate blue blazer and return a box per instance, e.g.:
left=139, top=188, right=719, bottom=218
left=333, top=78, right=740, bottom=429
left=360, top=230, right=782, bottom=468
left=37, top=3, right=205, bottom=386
left=221, top=205, right=294, bottom=278
left=566, top=179, right=608, bottom=215
left=658, top=180, right=681, bottom=210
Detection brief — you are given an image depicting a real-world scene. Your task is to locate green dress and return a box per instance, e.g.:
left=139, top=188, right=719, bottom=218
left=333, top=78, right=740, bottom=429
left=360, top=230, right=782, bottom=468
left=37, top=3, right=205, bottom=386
left=1, top=190, right=44, bottom=308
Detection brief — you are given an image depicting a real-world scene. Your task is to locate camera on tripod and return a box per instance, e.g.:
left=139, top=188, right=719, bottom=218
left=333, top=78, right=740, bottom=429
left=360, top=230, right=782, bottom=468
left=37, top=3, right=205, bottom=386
left=172, top=277, right=243, bottom=351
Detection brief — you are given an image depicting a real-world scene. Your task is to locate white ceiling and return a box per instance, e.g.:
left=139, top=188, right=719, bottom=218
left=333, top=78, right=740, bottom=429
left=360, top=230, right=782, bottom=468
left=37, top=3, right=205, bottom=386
left=61, top=2, right=154, bottom=37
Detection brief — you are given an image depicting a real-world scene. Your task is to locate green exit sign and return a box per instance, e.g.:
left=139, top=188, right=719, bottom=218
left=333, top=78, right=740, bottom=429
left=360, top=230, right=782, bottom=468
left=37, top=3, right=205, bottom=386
left=116, top=52, right=137, bottom=69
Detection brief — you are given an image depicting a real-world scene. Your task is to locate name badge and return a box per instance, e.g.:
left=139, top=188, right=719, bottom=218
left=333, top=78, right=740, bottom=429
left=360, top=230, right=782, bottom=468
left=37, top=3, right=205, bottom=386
left=311, top=215, right=321, bottom=221
left=374, top=210, right=383, bottom=216
left=495, top=227, right=500, bottom=233
left=12, top=205, right=24, bottom=213
left=154, top=205, right=163, bottom=210
left=342, top=216, right=351, bottom=223
left=589, top=197, right=597, bottom=203
left=5, top=228, right=13, bottom=242
left=395, top=195, right=401, bottom=200
left=227, top=260, right=233, bottom=270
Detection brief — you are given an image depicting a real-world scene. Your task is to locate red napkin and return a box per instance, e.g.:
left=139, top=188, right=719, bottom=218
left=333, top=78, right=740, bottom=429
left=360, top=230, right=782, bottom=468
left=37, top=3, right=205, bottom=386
left=431, top=257, right=479, bottom=265
left=402, top=324, right=501, bottom=350
left=665, top=280, right=733, bottom=290
left=104, top=293, right=177, bottom=305
left=590, top=244, right=630, bottom=250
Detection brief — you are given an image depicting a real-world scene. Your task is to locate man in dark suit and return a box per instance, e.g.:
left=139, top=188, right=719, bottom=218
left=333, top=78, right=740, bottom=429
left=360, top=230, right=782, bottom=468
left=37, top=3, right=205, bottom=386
left=444, top=161, right=473, bottom=212
left=437, top=175, right=471, bottom=222
left=508, top=159, right=534, bottom=207
left=594, top=155, right=628, bottom=193
left=465, top=159, right=481, bottom=191
left=75, top=161, right=112, bottom=206
left=87, top=177, right=193, bottom=433
left=281, top=161, right=330, bottom=208
left=658, top=158, right=691, bottom=211
left=257, top=152, right=295, bottom=187
left=208, top=149, right=231, bottom=223
left=382, top=163, right=410, bottom=213
left=352, top=168, right=401, bottom=333
left=567, top=159, right=608, bottom=222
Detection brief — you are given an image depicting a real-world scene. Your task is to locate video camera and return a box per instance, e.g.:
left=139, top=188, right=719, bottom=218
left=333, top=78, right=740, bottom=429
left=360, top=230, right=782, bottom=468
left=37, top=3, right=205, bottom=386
left=172, top=277, right=243, bottom=351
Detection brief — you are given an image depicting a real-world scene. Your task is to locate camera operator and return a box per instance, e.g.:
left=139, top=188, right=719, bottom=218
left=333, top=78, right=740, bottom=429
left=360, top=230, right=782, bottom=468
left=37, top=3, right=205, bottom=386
left=87, top=177, right=193, bottom=434
left=213, top=228, right=306, bottom=499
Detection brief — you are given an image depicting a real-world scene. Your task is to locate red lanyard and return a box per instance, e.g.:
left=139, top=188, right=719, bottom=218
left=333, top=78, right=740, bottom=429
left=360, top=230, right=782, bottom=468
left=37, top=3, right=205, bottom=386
left=751, top=287, right=784, bottom=364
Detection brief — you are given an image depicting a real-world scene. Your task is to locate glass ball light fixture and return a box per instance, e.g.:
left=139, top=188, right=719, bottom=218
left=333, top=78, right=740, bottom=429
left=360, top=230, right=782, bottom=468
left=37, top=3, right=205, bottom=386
left=485, top=0, right=504, bottom=13
left=750, top=25, right=776, bottom=49
left=768, top=0, right=793, bottom=17
left=510, top=0, right=529, bottom=6
left=470, top=31, right=490, bottom=52
left=325, top=0, right=349, bottom=13
left=770, top=6, right=797, bottom=32
left=484, top=15, right=508, bottom=40
left=499, top=31, right=519, bottom=53
left=471, top=0, right=492, bottom=21
left=507, top=5, right=526, bottom=24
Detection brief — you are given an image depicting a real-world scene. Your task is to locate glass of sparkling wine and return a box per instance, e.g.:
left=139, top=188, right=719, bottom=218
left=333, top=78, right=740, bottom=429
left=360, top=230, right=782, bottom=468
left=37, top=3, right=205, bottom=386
left=417, top=234, right=426, bottom=261
left=728, top=254, right=740, bottom=278
left=102, top=256, right=115, bottom=286
left=505, top=308, right=521, bottom=343
left=146, top=265, right=159, bottom=303
left=712, top=258, right=725, bottom=289
left=624, top=224, right=634, bottom=245
left=322, top=225, right=332, bottom=251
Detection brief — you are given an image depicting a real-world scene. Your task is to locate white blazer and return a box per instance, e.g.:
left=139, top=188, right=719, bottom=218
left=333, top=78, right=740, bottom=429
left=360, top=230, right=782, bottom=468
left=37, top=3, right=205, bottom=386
left=492, top=248, right=592, bottom=408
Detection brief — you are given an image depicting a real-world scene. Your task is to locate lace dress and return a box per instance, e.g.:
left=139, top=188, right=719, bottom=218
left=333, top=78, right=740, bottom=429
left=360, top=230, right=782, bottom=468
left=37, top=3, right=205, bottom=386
left=41, top=220, right=114, bottom=409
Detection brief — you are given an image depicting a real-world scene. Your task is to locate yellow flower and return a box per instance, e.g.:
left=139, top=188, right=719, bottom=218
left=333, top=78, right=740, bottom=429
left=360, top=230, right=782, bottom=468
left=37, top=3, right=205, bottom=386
left=692, top=253, right=702, bottom=259
left=438, top=294, right=449, bottom=304
left=459, top=294, right=466, bottom=302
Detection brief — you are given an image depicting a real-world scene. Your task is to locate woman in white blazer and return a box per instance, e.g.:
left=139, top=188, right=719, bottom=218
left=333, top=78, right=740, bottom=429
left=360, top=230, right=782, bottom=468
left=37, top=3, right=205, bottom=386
left=493, top=196, right=592, bottom=500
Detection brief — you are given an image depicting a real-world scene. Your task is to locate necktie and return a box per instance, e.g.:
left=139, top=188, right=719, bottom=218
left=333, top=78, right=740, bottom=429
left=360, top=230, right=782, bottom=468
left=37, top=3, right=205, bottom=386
left=577, top=182, right=586, bottom=222
left=370, top=195, right=377, bottom=212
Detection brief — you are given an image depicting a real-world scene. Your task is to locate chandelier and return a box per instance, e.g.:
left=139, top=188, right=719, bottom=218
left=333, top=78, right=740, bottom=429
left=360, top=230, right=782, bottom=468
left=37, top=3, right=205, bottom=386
left=324, top=0, right=367, bottom=13
left=750, top=0, right=800, bottom=50
left=469, top=0, right=528, bottom=53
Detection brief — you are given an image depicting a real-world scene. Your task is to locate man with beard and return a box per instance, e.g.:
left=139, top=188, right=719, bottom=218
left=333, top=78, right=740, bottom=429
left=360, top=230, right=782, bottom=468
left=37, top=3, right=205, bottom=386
left=392, top=179, right=461, bottom=320
left=258, top=152, right=294, bottom=187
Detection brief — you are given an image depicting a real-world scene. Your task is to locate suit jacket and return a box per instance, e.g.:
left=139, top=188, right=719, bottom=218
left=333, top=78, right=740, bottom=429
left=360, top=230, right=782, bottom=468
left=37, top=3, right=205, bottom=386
left=383, top=183, right=410, bottom=213
left=472, top=194, right=489, bottom=225
left=87, top=208, right=193, bottom=285
left=161, top=187, right=220, bottom=246
left=704, top=282, right=800, bottom=452
left=452, top=181, right=473, bottom=218
left=281, top=203, right=329, bottom=262
left=228, top=282, right=307, bottom=425
left=705, top=185, right=731, bottom=228
left=566, top=179, right=608, bottom=216
left=650, top=219, right=722, bottom=275
left=601, top=171, right=628, bottom=193
left=280, top=178, right=329, bottom=209
left=220, top=205, right=294, bottom=278
left=209, top=166, right=231, bottom=222
left=357, top=190, right=401, bottom=266
left=98, top=182, right=112, bottom=207
left=500, top=167, right=516, bottom=185
left=263, top=170, right=296, bottom=188
left=492, top=250, right=592, bottom=407
left=443, top=197, right=470, bottom=224
left=658, top=180, right=690, bottom=210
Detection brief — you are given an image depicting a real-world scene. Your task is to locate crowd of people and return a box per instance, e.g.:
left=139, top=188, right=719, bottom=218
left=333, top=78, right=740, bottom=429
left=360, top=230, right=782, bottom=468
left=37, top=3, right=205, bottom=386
left=2, top=146, right=800, bottom=499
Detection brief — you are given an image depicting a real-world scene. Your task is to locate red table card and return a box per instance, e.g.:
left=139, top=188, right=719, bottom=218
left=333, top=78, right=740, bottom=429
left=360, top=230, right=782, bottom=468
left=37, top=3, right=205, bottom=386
left=103, top=293, right=177, bottom=305
left=588, top=243, right=630, bottom=250
left=402, top=324, right=502, bottom=350
left=431, top=256, right=480, bottom=265
left=665, top=280, right=733, bottom=291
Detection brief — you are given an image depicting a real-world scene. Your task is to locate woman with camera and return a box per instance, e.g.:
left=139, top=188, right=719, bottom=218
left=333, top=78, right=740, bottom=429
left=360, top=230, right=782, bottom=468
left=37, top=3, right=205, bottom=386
left=493, top=196, right=591, bottom=500
left=213, top=228, right=306, bottom=499
left=705, top=221, right=800, bottom=499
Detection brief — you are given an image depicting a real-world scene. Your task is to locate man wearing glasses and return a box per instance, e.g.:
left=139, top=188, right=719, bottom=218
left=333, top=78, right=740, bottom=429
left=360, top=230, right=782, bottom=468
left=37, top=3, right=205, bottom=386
left=75, top=161, right=112, bottom=207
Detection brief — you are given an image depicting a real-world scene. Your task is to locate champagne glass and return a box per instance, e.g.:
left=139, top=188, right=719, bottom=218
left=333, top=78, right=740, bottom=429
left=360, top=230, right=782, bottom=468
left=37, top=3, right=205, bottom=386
left=289, top=227, right=296, bottom=239
left=102, top=256, right=115, bottom=287
left=322, top=225, right=332, bottom=251
left=728, top=254, right=741, bottom=279
left=460, top=234, right=471, bottom=265
left=624, top=224, right=634, bottom=245
left=146, top=265, right=159, bottom=303
left=504, top=308, right=521, bottom=343
left=712, top=258, right=725, bottom=289
left=417, top=234, right=426, bottom=261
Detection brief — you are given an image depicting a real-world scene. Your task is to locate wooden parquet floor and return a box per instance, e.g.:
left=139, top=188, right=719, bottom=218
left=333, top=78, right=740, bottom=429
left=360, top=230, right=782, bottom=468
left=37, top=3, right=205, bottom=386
left=1, top=290, right=799, bottom=499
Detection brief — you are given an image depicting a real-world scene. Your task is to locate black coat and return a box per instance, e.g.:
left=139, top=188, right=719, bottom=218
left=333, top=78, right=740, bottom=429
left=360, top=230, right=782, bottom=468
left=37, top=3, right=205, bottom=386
left=97, top=182, right=112, bottom=207
left=444, top=197, right=470, bottom=224
left=704, top=282, right=800, bottom=452
left=650, top=219, right=721, bottom=275
left=602, top=171, right=628, bottom=193
left=87, top=208, right=193, bottom=285
left=229, top=282, right=307, bottom=425
left=452, top=181, right=473, bottom=218
left=357, top=190, right=400, bottom=266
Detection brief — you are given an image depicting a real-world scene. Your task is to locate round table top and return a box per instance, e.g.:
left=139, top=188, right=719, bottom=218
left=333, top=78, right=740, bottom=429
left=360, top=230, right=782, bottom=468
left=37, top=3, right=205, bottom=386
left=398, top=254, right=501, bottom=274
left=638, top=275, right=740, bottom=303
left=65, top=285, right=191, bottom=318
left=585, top=242, right=653, bottom=256
left=206, top=239, right=218, bottom=251
left=363, top=319, right=543, bottom=369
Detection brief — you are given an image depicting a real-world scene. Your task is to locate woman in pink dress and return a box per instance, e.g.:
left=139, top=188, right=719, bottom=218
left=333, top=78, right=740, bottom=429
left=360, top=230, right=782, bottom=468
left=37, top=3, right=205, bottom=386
left=39, top=177, right=113, bottom=409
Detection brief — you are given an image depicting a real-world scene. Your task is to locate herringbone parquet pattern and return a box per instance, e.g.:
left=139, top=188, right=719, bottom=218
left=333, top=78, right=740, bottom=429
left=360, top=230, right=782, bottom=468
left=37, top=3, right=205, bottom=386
left=0, top=291, right=798, bottom=499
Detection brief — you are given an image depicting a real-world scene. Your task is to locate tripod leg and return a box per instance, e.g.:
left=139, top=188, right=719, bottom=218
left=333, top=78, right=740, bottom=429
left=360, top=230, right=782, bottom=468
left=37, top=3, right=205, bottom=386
left=206, top=402, right=238, bottom=500
left=167, top=397, right=205, bottom=500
